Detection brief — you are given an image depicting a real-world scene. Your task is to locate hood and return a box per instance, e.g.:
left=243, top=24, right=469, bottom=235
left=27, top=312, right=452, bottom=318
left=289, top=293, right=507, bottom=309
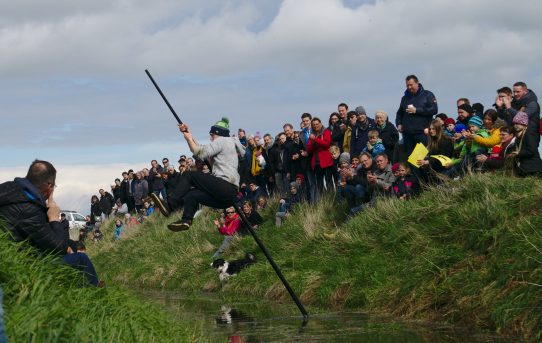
left=0, top=178, right=44, bottom=208
left=514, top=89, right=538, bottom=107
left=404, top=83, right=425, bottom=97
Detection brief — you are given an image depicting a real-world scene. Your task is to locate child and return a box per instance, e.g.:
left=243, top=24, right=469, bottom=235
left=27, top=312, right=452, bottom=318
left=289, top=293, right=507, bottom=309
left=391, top=162, right=421, bottom=200
left=362, top=130, right=386, bottom=159
left=444, top=118, right=456, bottom=138
left=329, top=145, right=341, bottom=188
left=92, top=228, right=104, bottom=243
left=447, top=117, right=489, bottom=176
left=212, top=206, right=241, bottom=259
left=114, top=219, right=123, bottom=240
left=452, top=123, right=466, bottom=159
left=276, top=183, right=302, bottom=227
left=256, top=196, right=267, bottom=210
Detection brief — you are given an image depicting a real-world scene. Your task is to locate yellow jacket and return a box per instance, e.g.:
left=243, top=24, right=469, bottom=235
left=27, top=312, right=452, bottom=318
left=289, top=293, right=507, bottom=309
left=343, top=126, right=352, bottom=153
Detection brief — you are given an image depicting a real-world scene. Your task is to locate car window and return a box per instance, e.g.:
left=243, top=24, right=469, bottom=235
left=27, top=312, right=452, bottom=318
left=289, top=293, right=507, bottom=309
left=73, top=214, right=85, bottom=221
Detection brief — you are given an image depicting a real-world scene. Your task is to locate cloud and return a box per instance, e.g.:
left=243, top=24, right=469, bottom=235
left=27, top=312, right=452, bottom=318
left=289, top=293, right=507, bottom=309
left=1, top=0, right=540, bottom=166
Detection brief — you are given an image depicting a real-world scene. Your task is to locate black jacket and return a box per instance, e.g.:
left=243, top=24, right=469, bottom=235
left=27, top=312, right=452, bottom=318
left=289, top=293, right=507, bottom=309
left=515, top=130, right=542, bottom=175
left=268, top=143, right=291, bottom=174
left=99, top=192, right=114, bottom=215
left=377, top=121, right=399, bottom=159
left=396, top=84, right=438, bottom=134
left=0, top=178, right=69, bottom=255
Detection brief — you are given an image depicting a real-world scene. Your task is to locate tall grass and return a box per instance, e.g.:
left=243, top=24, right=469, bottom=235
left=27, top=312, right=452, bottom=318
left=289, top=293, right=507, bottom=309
left=89, top=173, right=542, bottom=339
left=0, top=230, right=206, bottom=342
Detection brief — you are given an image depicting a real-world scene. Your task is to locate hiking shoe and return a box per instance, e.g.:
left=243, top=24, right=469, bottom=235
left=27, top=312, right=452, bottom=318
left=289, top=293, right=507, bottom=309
left=150, top=193, right=170, bottom=217
left=167, top=219, right=192, bottom=232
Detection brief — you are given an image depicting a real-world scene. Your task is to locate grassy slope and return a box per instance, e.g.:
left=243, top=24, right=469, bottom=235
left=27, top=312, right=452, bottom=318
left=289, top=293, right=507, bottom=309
left=0, top=232, right=206, bottom=342
left=89, top=173, right=542, bottom=339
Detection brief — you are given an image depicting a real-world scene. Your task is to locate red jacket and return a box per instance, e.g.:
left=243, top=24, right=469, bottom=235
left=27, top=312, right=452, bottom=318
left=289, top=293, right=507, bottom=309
left=218, top=213, right=241, bottom=236
left=307, top=128, right=334, bottom=169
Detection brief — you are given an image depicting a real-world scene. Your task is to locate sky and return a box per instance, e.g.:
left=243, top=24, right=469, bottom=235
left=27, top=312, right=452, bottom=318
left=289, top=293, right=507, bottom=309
left=1, top=0, right=541, bottom=214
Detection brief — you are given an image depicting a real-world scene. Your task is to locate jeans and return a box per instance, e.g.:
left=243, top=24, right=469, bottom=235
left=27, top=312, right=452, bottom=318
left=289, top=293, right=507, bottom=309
left=339, top=184, right=365, bottom=209
left=0, top=287, right=5, bottom=343
left=305, top=168, right=317, bottom=203
left=212, top=236, right=234, bottom=259
left=153, top=188, right=167, bottom=200
left=169, top=171, right=238, bottom=221
left=274, top=172, right=289, bottom=197
left=275, top=211, right=287, bottom=227
left=62, top=252, right=99, bottom=286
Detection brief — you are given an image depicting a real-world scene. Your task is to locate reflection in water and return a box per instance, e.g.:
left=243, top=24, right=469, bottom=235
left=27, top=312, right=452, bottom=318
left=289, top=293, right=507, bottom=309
left=141, top=291, right=507, bottom=343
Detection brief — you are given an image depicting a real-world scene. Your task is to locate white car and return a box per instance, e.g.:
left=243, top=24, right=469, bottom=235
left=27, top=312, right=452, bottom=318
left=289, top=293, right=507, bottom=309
left=61, top=210, right=87, bottom=229
left=60, top=210, right=87, bottom=240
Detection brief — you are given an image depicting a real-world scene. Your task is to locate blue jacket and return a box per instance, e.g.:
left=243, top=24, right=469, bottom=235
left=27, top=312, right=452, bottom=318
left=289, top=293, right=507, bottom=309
left=350, top=118, right=376, bottom=159
left=396, top=83, right=438, bottom=134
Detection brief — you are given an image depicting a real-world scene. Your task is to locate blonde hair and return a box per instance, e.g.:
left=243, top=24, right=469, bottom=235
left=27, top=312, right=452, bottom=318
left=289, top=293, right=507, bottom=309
left=329, top=145, right=340, bottom=155
left=368, top=130, right=380, bottom=139
left=374, top=110, right=388, bottom=121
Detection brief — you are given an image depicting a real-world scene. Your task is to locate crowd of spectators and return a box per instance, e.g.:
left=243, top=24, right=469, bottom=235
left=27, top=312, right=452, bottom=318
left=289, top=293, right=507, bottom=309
left=91, top=75, right=541, bottom=251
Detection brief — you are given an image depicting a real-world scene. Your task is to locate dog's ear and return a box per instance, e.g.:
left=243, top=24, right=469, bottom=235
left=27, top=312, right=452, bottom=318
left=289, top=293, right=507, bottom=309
left=246, top=253, right=255, bottom=261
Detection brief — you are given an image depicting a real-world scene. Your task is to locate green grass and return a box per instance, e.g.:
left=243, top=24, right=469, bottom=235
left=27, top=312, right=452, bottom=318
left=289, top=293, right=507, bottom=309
left=0, top=230, right=206, bottom=342
left=89, top=173, right=542, bottom=340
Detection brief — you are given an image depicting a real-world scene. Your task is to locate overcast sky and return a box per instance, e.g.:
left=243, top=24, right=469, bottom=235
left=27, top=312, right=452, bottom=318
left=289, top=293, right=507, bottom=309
left=1, top=0, right=541, bottom=213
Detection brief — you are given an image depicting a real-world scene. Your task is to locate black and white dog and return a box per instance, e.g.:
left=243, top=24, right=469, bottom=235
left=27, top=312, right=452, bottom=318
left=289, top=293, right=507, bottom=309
left=210, top=253, right=256, bottom=282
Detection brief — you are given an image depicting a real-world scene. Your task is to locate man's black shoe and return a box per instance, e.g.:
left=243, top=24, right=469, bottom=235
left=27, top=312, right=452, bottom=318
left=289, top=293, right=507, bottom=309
left=150, top=193, right=170, bottom=217
left=167, top=219, right=192, bottom=232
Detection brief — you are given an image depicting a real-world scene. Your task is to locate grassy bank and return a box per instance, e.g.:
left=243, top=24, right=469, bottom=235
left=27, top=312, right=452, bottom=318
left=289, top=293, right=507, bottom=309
left=0, top=231, right=206, bottom=342
left=89, top=173, right=542, bottom=339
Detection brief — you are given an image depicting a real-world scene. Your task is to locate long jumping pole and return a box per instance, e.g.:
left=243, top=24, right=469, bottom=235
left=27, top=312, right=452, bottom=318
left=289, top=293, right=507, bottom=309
left=144, top=69, right=309, bottom=320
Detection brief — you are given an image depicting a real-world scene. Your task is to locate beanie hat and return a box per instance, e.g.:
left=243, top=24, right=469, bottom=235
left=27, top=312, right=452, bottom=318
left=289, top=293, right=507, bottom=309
left=512, top=111, right=529, bottom=126
left=455, top=123, right=466, bottom=133
left=472, top=103, right=484, bottom=117
left=355, top=106, right=366, bottom=115
left=468, top=116, right=483, bottom=128
left=444, top=118, right=455, bottom=126
left=209, top=117, right=230, bottom=137
left=457, top=104, right=474, bottom=114
left=391, top=162, right=400, bottom=173
left=339, top=152, right=351, bottom=165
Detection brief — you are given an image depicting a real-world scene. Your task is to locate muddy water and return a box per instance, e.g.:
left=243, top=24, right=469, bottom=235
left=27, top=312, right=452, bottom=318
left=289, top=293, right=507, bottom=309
left=142, top=291, right=506, bottom=342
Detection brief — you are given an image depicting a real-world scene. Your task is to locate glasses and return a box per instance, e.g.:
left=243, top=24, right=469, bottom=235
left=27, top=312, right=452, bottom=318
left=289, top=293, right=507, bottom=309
left=226, top=211, right=235, bottom=214
left=162, top=160, right=168, bottom=163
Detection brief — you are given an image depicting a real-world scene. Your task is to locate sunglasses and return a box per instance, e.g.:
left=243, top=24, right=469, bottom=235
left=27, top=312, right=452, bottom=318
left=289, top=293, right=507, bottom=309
left=226, top=211, right=235, bottom=214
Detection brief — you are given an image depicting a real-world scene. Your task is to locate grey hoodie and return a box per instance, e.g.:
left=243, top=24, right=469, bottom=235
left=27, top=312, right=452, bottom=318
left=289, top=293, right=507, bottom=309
left=193, top=136, right=245, bottom=186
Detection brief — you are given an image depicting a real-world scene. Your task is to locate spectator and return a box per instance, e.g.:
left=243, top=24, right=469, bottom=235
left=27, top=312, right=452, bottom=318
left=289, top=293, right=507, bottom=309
left=149, top=159, right=166, bottom=199
left=391, top=162, right=421, bottom=200
left=256, top=196, right=267, bottom=211
left=92, top=226, right=104, bottom=243
left=362, top=130, right=386, bottom=159
left=238, top=201, right=263, bottom=235
left=417, top=119, right=454, bottom=182
left=212, top=206, right=241, bottom=259
left=124, top=213, right=140, bottom=228
left=60, top=212, right=70, bottom=231
left=276, top=182, right=303, bottom=227
left=133, top=172, right=148, bottom=213
left=444, top=118, right=456, bottom=138
left=90, top=195, right=102, bottom=223
left=144, top=199, right=155, bottom=217
left=120, top=171, right=129, bottom=207
left=476, top=126, right=516, bottom=172
left=112, top=178, right=122, bottom=202
left=350, top=106, right=376, bottom=159
left=328, top=112, right=341, bottom=147
left=447, top=116, right=489, bottom=175
left=0, top=160, right=101, bottom=286
left=470, top=109, right=505, bottom=149
left=456, top=103, right=474, bottom=126
left=498, top=82, right=540, bottom=141
left=268, top=132, right=291, bottom=197
left=395, top=75, right=438, bottom=157
left=510, top=112, right=542, bottom=176
left=262, top=133, right=275, bottom=196
left=307, top=117, right=334, bottom=200
left=114, top=219, right=123, bottom=240
left=331, top=103, right=349, bottom=151
left=112, top=198, right=128, bottom=215
left=98, top=188, right=114, bottom=221
left=343, top=111, right=356, bottom=154
left=127, top=169, right=136, bottom=213
left=247, top=181, right=267, bottom=207
left=367, top=153, right=395, bottom=199
left=374, top=110, right=399, bottom=161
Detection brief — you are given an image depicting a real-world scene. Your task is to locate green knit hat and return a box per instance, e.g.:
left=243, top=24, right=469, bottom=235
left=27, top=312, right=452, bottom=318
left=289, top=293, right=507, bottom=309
left=209, top=117, right=230, bottom=137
